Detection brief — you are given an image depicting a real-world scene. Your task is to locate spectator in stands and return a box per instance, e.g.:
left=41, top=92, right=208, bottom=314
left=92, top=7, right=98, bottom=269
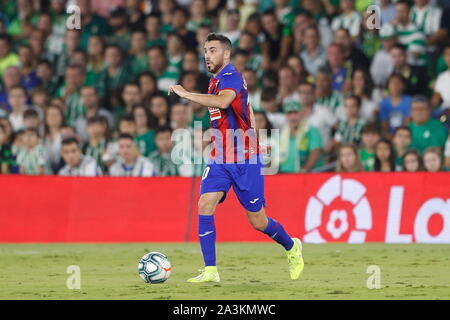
left=325, top=43, right=352, bottom=92
left=36, top=59, right=59, bottom=96
left=261, top=9, right=291, bottom=70
left=77, top=86, right=113, bottom=140
left=167, top=32, right=184, bottom=72
left=336, top=144, right=364, bottom=172
left=278, top=101, right=323, bottom=173
left=374, top=138, right=397, bottom=172
left=189, top=89, right=210, bottom=130
left=277, top=65, right=299, bottom=109
left=298, top=82, right=336, bottom=150
left=115, top=83, right=142, bottom=127
left=16, top=128, right=47, bottom=175
left=109, top=133, right=154, bottom=177
left=386, top=0, right=426, bottom=66
left=333, top=95, right=365, bottom=149
left=59, top=137, right=102, bottom=176
left=392, top=126, right=412, bottom=170
left=359, top=123, right=381, bottom=172
left=331, top=0, right=362, bottom=39
left=0, top=123, right=13, bottom=173
left=243, top=68, right=262, bottom=112
left=149, top=93, right=170, bottom=128
left=315, top=68, right=344, bottom=115
left=138, top=71, right=159, bottom=106
left=171, top=7, right=197, bottom=50
left=346, top=69, right=378, bottom=122
left=8, top=85, right=33, bottom=132
left=370, top=23, right=396, bottom=88
left=378, top=0, right=396, bottom=26
left=144, top=13, right=165, bottom=49
left=182, top=50, right=209, bottom=92
left=23, top=109, right=42, bottom=135
left=380, top=73, right=412, bottom=137
left=149, top=126, right=179, bottom=176
left=147, top=46, right=180, bottom=92
left=390, top=44, right=429, bottom=96
left=410, top=0, right=443, bottom=44
left=171, top=103, right=195, bottom=177
left=86, top=35, right=106, bottom=75
left=129, top=30, right=149, bottom=78
left=261, top=87, right=286, bottom=130
left=43, top=105, right=64, bottom=174
left=0, top=66, right=23, bottom=112
left=300, top=26, right=326, bottom=76
left=431, top=45, right=450, bottom=109
left=0, top=34, right=19, bottom=77
left=423, top=147, right=444, bottom=172
left=402, top=149, right=424, bottom=172
left=409, top=96, right=448, bottom=154
left=17, top=44, right=40, bottom=91
left=107, top=6, right=131, bottom=52
left=96, top=45, right=132, bottom=108
left=286, top=55, right=311, bottom=86
left=334, top=28, right=370, bottom=73
left=82, top=117, right=108, bottom=172
left=133, top=105, right=156, bottom=157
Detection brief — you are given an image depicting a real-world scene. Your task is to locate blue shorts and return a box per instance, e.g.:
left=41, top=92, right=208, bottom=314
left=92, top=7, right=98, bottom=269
left=200, top=154, right=266, bottom=212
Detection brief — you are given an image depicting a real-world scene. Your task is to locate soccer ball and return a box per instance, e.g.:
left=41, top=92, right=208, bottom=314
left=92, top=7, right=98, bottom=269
left=138, top=252, right=172, bottom=284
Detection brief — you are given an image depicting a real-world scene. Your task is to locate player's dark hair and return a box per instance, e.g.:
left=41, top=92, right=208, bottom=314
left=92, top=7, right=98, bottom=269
left=374, top=138, right=396, bottom=172
left=205, top=33, right=232, bottom=51
left=61, top=136, right=80, bottom=147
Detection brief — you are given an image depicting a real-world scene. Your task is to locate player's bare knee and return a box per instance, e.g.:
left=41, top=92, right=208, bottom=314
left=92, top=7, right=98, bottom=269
left=198, top=198, right=215, bottom=215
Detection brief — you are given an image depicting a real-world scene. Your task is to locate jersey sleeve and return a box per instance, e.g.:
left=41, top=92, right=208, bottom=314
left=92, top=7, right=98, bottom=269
left=218, top=73, right=243, bottom=95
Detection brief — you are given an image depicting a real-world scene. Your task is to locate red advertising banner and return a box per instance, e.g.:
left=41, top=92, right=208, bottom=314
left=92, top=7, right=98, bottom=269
left=0, top=173, right=449, bottom=243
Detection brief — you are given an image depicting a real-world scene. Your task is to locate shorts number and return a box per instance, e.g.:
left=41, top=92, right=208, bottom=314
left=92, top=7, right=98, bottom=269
left=202, top=167, right=210, bottom=180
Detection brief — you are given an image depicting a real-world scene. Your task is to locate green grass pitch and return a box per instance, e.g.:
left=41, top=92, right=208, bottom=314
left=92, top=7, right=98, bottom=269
left=0, top=243, right=449, bottom=300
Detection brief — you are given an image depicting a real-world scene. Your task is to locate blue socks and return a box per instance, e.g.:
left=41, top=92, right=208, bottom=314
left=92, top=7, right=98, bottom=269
left=198, top=215, right=216, bottom=266
left=262, top=217, right=294, bottom=250
left=198, top=215, right=293, bottom=267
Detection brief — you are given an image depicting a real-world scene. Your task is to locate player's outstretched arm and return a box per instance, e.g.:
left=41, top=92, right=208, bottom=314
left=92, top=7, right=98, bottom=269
left=168, top=85, right=235, bottom=109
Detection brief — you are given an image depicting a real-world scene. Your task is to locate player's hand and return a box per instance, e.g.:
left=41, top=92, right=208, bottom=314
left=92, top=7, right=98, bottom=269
left=168, top=85, right=189, bottom=99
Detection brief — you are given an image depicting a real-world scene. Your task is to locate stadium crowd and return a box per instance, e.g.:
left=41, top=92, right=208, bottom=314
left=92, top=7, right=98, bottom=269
left=0, top=0, right=449, bottom=176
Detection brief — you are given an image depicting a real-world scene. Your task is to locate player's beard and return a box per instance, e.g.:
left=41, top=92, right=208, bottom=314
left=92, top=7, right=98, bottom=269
left=206, top=59, right=223, bottom=74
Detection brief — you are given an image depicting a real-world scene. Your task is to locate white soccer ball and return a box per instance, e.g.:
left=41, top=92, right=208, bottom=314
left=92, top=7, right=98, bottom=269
left=138, top=252, right=172, bottom=284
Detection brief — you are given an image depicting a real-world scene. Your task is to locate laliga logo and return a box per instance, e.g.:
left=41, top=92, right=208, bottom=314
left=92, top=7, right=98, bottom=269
left=304, top=175, right=372, bottom=243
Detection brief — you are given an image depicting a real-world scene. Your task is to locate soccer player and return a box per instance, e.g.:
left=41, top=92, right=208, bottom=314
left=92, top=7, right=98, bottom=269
left=168, top=33, right=304, bottom=283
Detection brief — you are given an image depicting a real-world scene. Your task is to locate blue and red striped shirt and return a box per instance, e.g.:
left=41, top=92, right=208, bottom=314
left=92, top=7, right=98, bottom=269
left=207, top=63, right=259, bottom=163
